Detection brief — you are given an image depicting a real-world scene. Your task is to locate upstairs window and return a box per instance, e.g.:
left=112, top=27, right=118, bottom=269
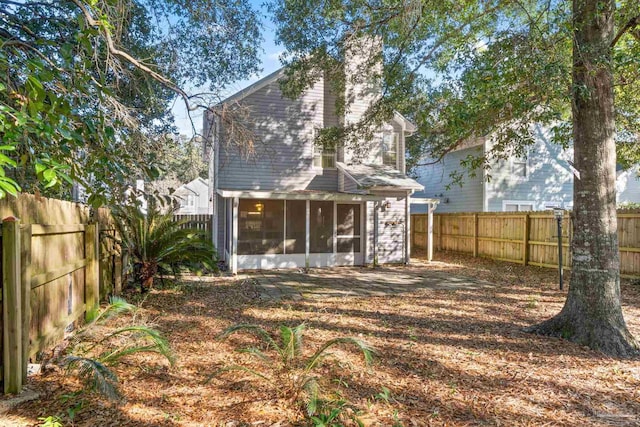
left=383, top=131, right=399, bottom=168
left=312, top=127, right=336, bottom=169
left=313, top=145, right=336, bottom=169
left=511, top=153, right=528, bottom=177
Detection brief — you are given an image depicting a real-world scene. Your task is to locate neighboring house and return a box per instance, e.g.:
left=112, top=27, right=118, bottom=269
left=173, top=177, right=210, bottom=215
left=204, top=40, right=429, bottom=272
left=412, top=124, right=640, bottom=213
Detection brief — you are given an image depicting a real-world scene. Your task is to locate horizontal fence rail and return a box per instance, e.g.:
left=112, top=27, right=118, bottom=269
left=0, top=194, right=122, bottom=394
left=411, top=210, right=640, bottom=278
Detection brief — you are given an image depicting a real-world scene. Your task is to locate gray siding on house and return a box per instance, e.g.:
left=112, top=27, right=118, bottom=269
left=216, top=194, right=225, bottom=253
left=412, top=146, right=484, bottom=213
left=363, top=195, right=407, bottom=264
left=217, top=77, right=338, bottom=192
left=485, top=125, right=574, bottom=211
left=343, top=173, right=359, bottom=193
left=323, top=74, right=340, bottom=129
left=376, top=195, right=407, bottom=263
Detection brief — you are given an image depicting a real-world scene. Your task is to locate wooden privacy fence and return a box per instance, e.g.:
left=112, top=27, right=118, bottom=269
left=0, top=194, right=122, bottom=394
left=411, top=210, right=640, bottom=278
left=173, top=214, right=212, bottom=234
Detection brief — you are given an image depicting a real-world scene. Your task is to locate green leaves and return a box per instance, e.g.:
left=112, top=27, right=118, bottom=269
left=111, top=200, right=217, bottom=290
left=0, top=0, right=262, bottom=204
left=63, top=296, right=174, bottom=400
left=215, top=321, right=375, bottom=422
left=269, top=0, right=639, bottom=177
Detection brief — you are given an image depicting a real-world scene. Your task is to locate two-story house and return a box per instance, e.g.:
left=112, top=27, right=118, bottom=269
left=172, top=177, right=211, bottom=215
left=412, top=124, right=640, bottom=213
left=204, top=42, right=426, bottom=272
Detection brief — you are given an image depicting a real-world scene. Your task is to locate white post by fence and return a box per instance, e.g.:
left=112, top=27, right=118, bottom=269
left=427, top=205, right=435, bottom=262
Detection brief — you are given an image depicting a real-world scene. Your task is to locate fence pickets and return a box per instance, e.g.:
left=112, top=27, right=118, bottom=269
left=412, top=210, right=640, bottom=278
left=0, top=194, right=123, bottom=394
left=173, top=214, right=212, bottom=234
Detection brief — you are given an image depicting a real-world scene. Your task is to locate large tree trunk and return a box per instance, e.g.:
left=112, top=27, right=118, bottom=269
left=525, top=0, right=638, bottom=357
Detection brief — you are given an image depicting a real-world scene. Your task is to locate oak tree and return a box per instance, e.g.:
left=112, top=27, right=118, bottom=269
left=0, top=0, right=261, bottom=204
left=268, top=0, right=640, bottom=357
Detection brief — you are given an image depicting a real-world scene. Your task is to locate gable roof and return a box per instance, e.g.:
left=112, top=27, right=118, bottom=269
left=337, top=162, right=424, bottom=191
left=173, top=177, right=208, bottom=196
left=219, top=68, right=286, bottom=105
left=216, top=67, right=417, bottom=131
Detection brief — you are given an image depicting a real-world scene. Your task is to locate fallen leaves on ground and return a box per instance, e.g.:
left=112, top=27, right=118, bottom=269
left=3, top=252, right=640, bottom=426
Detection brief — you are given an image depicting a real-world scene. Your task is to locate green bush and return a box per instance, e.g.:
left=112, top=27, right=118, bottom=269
left=112, top=200, right=216, bottom=292
left=61, top=296, right=175, bottom=401
left=210, top=323, right=374, bottom=422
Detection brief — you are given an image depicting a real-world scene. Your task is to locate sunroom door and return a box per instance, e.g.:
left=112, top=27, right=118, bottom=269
left=336, top=203, right=363, bottom=265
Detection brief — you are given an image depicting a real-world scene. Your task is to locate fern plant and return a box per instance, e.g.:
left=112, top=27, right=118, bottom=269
left=62, top=296, right=175, bottom=400
left=210, top=323, right=374, bottom=421
left=111, top=200, right=216, bottom=292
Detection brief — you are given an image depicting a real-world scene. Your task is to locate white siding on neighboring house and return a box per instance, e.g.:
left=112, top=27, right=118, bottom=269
left=485, top=125, right=574, bottom=211
left=412, top=146, right=484, bottom=213
left=617, top=165, right=640, bottom=205
left=173, top=177, right=211, bottom=214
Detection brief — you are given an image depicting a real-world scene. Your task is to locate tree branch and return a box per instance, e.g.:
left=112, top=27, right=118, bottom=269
left=69, top=0, right=197, bottom=111
left=611, top=14, right=640, bottom=48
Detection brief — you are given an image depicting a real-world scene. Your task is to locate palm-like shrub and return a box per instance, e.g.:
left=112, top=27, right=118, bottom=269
left=112, top=201, right=216, bottom=291
left=62, top=296, right=175, bottom=400
left=210, top=323, right=375, bottom=420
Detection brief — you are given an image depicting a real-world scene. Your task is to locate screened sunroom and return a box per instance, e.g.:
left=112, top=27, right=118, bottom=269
left=215, top=190, right=390, bottom=272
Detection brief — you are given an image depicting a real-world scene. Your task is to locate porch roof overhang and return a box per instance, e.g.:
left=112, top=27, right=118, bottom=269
left=217, top=189, right=386, bottom=201
left=337, top=162, right=425, bottom=192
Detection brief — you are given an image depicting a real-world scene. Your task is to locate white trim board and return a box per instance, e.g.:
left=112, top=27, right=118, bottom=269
left=502, top=200, right=535, bottom=211
left=217, top=189, right=385, bottom=201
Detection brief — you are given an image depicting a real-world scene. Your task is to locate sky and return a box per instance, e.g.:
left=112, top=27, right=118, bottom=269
left=170, top=3, right=283, bottom=137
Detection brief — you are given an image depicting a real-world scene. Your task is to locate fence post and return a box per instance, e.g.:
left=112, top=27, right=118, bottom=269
left=3, top=217, right=22, bottom=394
left=473, top=214, right=479, bottom=257
left=84, top=223, right=99, bottom=321
left=114, top=253, right=122, bottom=295
left=20, top=224, right=31, bottom=384
left=523, top=213, right=530, bottom=265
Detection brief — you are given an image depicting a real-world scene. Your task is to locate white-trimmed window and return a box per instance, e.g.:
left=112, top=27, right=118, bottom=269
left=511, top=153, right=528, bottom=178
left=502, top=200, right=534, bottom=212
left=382, top=131, right=399, bottom=168
left=312, top=127, right=336, bottom=169
left=313, top=146, right=336, bottom=169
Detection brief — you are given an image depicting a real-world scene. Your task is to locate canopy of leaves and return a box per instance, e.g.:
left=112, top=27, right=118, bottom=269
left=0, top=0, right=261, bottom=204
left=268, top=0, right=640, bottom=177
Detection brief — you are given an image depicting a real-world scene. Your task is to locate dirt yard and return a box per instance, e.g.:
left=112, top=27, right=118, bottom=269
left=3, top=252, right=640, bottom=426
